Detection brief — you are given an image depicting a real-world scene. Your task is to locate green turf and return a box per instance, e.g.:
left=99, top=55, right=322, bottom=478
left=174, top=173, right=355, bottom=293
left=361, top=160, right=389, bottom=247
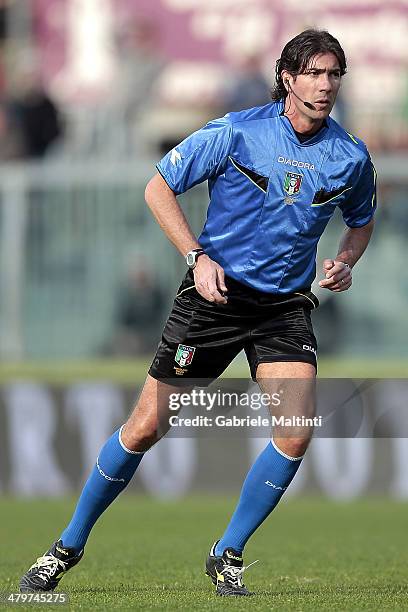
left=1, top=496, right=408, bottom=610
left=0, top=357, right=407, bottom=384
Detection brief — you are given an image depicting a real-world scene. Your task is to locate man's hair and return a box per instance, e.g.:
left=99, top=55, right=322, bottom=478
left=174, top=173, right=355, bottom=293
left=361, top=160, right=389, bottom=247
left=271, top=29, right=347, bottom=101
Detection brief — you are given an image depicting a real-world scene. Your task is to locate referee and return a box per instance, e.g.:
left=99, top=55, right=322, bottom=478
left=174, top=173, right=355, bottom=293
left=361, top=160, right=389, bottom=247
left=21, top=29, right=376, bottom=597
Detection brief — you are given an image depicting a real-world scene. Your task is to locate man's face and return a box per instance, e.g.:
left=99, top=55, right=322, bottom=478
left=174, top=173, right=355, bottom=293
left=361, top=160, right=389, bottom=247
left=284, top=52, right=342, bottom=121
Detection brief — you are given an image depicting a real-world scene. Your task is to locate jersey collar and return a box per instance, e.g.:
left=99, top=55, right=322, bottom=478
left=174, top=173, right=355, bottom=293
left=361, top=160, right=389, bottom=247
left=277, top=100, right=329, bottom=146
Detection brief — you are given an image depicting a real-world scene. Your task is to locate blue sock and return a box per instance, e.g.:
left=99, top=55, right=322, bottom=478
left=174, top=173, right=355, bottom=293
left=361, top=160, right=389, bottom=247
left=60, top=426, right=144, bottom=552
left=215, top=440, right=302, bottom=555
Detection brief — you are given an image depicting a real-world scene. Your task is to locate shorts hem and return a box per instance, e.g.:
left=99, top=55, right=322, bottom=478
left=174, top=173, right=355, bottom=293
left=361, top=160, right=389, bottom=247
left=250, top=355, right=317, bottom=381
left=148, top=368, right=216, bottom=388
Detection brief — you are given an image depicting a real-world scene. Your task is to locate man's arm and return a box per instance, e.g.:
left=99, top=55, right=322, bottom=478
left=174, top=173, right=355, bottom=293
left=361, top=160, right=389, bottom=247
left=319, top=218, right=374, bottom=292
left=144, top=173, right=228, bottom=303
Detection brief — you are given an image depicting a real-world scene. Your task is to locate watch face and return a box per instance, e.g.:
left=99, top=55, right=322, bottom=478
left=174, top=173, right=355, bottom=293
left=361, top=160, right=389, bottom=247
left=186, top=249, right=204, bottom=268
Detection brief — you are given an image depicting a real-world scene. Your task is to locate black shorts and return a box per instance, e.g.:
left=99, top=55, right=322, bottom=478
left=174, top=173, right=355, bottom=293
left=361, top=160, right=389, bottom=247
left=149, top=270, right=318, bottom=386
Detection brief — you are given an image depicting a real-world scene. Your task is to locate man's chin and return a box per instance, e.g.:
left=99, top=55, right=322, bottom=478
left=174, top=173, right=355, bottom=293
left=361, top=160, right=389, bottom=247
left=312, top=103, right=333, bottom=117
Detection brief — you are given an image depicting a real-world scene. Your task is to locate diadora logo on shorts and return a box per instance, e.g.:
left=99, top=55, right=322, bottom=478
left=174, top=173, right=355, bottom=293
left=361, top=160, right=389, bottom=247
left=278, top=156, right=315, bottom=170
left=265, top=480, right=287, bottom=491
left=303, top=344, right=317, bottom=355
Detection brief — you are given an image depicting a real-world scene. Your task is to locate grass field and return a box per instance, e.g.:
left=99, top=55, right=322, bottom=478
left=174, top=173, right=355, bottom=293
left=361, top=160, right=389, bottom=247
left=1, top=496, right=408, bottom=611
left=0, top=357, right=408, bottom=385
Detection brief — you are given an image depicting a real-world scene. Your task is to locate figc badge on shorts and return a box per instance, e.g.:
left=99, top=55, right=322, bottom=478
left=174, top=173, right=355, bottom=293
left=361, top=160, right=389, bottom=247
left=175, top=344, right=196, bottom=367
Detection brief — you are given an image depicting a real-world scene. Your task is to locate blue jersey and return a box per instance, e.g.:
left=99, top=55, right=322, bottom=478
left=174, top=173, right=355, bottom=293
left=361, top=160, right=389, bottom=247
left=157, top=101, right=376, bottom=294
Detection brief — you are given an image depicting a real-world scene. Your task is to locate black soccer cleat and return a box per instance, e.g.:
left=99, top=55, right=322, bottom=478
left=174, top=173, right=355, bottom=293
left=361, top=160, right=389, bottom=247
left=205, top=541, right=257, bottom=596
left=20, top=540, right=83, bottom=593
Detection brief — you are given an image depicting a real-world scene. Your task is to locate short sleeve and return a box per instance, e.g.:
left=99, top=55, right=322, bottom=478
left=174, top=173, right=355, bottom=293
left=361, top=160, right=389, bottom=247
left=156, top=115, right=233, bottom=195
left=338, top=154, right=377, bottom=228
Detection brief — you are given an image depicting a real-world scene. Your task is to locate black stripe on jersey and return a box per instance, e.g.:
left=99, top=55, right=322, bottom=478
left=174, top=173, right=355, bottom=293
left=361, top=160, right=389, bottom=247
left=229, top=157, right=269, bottom=193
left=312, top=186, right=350, bottom=205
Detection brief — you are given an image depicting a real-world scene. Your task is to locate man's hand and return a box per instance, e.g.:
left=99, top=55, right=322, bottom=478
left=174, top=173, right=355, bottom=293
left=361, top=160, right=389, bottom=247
left=193, top=255, right=228, bottom=304
left=319, top=259, right=352, bottom=292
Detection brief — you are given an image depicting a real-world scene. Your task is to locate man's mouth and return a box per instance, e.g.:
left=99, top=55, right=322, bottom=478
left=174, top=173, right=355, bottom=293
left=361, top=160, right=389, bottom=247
left=314, top=99, right=331, bottom=108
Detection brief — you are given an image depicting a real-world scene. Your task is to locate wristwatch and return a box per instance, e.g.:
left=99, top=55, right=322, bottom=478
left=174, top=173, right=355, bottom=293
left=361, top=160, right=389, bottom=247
left=186, top=248, right=205, bottom=269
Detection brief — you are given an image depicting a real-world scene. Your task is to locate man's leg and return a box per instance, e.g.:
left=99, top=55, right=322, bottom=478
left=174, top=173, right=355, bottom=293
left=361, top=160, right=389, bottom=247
left=212, top=362, right=315, bottom=556
left=20, top=374, right=188, bottom=592
left=59, top=374, right=178, bottom=551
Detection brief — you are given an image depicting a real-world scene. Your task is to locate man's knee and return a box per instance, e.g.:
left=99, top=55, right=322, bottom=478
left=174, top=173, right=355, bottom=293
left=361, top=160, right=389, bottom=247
left=120, top=375, right=191, bottom=452
left=121, top=416, right=163, bottom=452
left=273, top=435, right=311, bottom=459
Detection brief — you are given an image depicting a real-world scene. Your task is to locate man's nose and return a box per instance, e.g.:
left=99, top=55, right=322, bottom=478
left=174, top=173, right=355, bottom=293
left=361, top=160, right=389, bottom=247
left=318, top=73, right=332, bottom=92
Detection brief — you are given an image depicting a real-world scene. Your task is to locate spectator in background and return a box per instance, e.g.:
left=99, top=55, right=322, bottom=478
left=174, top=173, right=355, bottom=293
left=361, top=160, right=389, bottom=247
left=0, top=53, right=64, bottom=281
left=113, top=16, right=164, bottom=117
left=106, top=258, right=165, bottom=357
left=7, top=56, right=63, bottom=158
left=221, top=53, right=271, bottom=113
left=107, top=15, right=165, bottom=156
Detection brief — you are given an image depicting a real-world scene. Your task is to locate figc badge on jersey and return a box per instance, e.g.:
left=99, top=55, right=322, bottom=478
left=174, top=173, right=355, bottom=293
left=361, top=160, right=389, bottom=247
left=283, top=172, right=303, bottom=204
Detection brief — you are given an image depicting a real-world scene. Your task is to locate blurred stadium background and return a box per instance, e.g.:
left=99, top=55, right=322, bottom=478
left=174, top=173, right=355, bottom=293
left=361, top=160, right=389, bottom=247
left=0, top=0, right=408, bottom=500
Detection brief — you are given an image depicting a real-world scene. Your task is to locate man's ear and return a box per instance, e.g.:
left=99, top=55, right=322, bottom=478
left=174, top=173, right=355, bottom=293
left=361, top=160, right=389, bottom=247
left=281, top=72, right=290, bottom=91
